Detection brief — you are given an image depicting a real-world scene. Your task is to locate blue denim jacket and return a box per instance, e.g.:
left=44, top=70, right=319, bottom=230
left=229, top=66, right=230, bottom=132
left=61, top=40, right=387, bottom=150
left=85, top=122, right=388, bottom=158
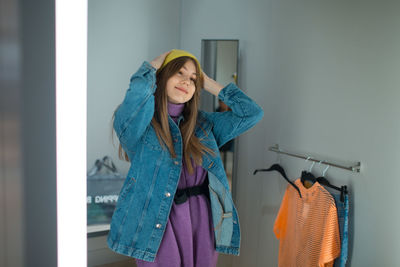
left=107, top=61, right=264, bottom=262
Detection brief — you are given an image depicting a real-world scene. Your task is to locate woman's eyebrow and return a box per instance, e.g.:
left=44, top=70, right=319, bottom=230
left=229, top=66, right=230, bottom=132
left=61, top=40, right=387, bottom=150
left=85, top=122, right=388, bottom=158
left=182, top=66, right=197, bottom=76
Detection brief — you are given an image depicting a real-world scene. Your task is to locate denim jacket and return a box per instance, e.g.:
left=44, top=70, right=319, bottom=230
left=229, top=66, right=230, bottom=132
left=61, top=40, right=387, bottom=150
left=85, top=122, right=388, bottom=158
left=107, top=61, right=264, bottom=262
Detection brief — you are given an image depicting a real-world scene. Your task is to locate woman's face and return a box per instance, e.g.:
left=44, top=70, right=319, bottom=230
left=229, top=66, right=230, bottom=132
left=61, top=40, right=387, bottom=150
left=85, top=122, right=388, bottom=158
left=166, top=60, right=197, bottom=104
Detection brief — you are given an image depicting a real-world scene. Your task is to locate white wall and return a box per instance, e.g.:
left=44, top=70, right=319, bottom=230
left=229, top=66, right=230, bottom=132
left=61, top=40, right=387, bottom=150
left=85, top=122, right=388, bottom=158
left=87, top=0, right=181, bottom=175
left=274, top=1, right=400, bottom=266
left=181, top=0, right=400, bottom=266
left=181, top=1, right=278, bottom=266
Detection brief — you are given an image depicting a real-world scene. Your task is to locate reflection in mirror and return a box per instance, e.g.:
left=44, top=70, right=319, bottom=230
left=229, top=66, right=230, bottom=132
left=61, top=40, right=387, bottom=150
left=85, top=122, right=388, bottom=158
left=201, top=39, right=239, bottom=198
left=87, top=42, right=241, bottom=267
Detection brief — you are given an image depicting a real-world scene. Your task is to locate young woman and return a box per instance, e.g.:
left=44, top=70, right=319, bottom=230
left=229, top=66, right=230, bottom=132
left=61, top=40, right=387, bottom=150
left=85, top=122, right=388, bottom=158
left=107, top=49, right=264, bottom=266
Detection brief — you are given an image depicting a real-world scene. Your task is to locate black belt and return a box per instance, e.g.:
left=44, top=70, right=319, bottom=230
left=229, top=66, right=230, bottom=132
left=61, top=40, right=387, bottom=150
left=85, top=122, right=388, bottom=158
left=174, top=180, right=210, bottom=205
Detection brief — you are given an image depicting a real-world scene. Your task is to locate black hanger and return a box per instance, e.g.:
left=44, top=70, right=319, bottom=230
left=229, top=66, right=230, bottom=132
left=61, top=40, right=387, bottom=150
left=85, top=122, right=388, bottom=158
left=254, top=163, right=302, bottom=198
left=301, top=159, right=317, bottom=187
left=316, top=176, right=348, bottom=202
left=301, top=170, right=316, bottom=187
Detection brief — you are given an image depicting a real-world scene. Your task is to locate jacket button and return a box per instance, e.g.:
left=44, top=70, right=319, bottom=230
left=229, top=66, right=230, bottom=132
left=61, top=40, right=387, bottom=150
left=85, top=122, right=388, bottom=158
left=174, top=161, right=179, bottom=165
left=156, top=224, right=162, bottom=229
left=174, top=138, right=178, bottom=142
left=165, top=192, right=171, bottom=197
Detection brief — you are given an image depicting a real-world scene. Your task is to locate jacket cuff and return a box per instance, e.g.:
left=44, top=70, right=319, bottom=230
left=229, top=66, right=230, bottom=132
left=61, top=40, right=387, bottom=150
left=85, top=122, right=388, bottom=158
left=217, top=83, right=239, bottom=102
left=130, top=61, right=157, bottom=84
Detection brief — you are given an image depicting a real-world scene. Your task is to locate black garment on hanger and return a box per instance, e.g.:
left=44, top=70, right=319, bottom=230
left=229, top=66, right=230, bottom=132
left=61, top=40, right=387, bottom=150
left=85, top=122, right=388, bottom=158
left=254, top=163, right=302, bottom=198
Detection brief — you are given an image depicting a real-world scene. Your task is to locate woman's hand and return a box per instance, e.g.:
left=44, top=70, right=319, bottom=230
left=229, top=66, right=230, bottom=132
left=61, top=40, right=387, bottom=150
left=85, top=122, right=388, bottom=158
left=202, top=71, right=224, bottom=97
left=150, top=50, right=171, bottom=70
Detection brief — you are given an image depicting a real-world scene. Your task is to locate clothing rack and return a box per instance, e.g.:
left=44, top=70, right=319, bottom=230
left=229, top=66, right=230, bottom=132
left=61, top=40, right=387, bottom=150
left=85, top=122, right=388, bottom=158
left=269, top=144, right=361, bottom=173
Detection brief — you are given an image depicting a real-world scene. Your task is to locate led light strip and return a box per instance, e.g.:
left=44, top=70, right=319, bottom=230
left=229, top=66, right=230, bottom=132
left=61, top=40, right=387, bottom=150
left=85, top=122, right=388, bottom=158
left=55, top=0, right=88, bottom=266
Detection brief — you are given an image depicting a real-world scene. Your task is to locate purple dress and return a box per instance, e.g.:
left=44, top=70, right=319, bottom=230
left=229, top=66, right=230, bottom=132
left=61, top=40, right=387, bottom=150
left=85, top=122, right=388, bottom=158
left=135, top=102, right=218, bottom=267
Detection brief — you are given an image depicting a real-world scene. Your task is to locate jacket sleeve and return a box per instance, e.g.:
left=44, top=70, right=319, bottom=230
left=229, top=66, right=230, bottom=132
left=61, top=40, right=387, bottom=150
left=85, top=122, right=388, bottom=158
left=204, top=83, right=264, bottom=148
left=113, top=61, right=157, bottom=151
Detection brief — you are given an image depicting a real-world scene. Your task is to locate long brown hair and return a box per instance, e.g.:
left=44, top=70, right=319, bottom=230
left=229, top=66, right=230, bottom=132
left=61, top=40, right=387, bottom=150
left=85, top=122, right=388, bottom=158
left=111, top=57, right=215, bottom=174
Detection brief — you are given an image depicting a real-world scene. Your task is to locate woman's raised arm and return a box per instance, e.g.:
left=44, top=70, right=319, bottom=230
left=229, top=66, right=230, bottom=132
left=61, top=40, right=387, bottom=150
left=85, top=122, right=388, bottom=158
left=201, top=71, right=264, bottom=148
left=113, top=51, right=171, bottom=151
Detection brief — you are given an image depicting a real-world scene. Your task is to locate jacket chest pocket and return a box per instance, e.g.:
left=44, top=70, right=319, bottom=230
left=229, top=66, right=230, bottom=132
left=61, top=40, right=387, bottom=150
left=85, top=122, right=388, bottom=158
left=142, top=125, right=163, bottom=151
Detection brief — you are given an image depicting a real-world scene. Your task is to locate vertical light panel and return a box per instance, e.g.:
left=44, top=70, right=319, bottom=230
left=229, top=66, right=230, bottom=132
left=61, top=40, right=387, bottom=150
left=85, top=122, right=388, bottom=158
left=55, top=0, right=87, bottom=266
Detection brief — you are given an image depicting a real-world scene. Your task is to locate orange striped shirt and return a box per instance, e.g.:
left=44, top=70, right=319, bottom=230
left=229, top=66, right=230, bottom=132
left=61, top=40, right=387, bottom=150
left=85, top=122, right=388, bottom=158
left=274, top=179, right=340, bottom=267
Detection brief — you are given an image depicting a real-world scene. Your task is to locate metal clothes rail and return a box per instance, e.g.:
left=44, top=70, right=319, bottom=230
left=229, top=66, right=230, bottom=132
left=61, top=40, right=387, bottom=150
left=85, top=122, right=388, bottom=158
left=268, top=144, right=361, bottom=173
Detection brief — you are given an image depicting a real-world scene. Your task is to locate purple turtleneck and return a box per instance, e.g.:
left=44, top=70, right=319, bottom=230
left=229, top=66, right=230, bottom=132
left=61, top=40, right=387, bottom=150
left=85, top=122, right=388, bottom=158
left=135, top=102, right=218, bottom=267
left=167, top=101, right=185, bottom=118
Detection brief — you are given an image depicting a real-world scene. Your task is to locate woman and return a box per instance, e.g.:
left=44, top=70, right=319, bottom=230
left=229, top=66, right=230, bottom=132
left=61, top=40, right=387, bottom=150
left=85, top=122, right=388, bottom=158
left=107, top=49, right=264, bottom=266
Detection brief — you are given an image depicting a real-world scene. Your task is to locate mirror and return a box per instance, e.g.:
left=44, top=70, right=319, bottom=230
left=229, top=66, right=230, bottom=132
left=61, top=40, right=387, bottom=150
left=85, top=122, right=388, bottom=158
left=86, top=3, right=243, bottom=267
left=201, top=39, right=239, bottom=199
left=68, top=0, right=400, bottom=265
left=86, top=39, right=240, bottom=266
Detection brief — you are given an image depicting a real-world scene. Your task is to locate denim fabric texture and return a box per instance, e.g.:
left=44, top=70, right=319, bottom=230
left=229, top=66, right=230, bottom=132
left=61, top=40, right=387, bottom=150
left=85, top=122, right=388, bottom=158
left=107, top=61, right=264, bottom=262
left=329, top=191, right=349, bottom=267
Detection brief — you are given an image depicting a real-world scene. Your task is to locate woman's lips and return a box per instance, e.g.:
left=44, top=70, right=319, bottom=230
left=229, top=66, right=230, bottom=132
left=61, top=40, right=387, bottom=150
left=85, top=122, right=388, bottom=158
left=175, top=87, right=188, bottom=94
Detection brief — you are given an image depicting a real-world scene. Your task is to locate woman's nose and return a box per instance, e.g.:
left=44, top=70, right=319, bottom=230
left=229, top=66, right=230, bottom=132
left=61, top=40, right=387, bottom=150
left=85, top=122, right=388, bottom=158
left=181, top=77, right=190, bottom=84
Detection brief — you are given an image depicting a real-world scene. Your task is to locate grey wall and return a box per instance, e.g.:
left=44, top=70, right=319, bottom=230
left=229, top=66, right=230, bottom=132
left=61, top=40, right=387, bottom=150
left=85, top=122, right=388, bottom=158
left=273, top=1, right=400, bottom=266
left=87, top=0, right=181, bottom=265
left=20, top=0, right=58, bottom=266
left=181, top=1, right=274, bottom=266
left=87, top=0, right=181, bottom=175
left=181, top=0, right=400, bottom=266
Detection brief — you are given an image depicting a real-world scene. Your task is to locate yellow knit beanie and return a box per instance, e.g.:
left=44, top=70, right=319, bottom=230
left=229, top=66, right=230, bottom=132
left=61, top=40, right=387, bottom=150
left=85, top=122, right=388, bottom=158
left=159, top=49, right=202, bottom=76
